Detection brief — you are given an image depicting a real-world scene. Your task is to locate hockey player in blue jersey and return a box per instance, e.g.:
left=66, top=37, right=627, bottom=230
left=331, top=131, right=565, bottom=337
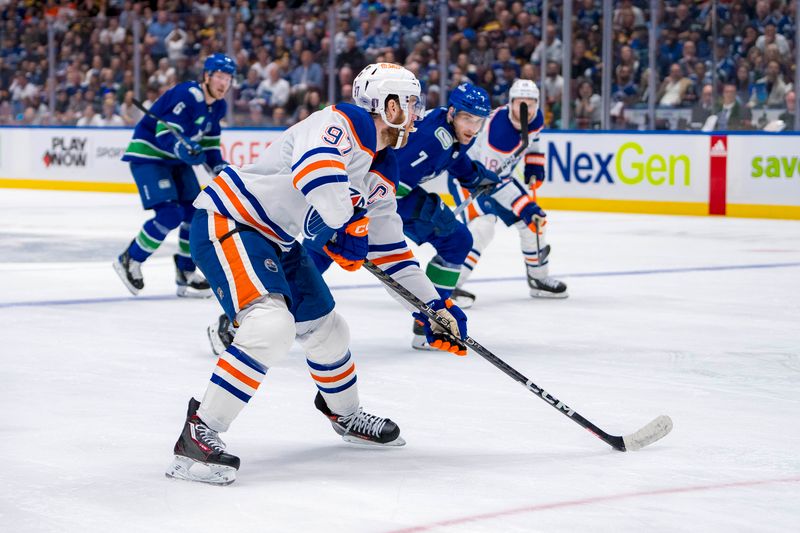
left=113, top=53, right=236, bottom=298
left=393, top=83, right=503, bottom=349
left=447, top=79, right=567, bottom=307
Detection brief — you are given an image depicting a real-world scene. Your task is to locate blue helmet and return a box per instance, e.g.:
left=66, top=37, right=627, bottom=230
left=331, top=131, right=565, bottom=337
left=448, top=83, right=491, bottom=118
left=204, top=53, right=237, bottom=76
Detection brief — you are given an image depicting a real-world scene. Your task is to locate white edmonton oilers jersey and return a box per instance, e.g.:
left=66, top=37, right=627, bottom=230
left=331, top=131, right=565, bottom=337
left=468, top=105, right=544, bottom=180
left=194, top=102, right=439, bottom=304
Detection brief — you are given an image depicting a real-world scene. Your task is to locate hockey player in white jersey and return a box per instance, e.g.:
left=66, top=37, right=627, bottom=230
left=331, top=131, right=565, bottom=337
left=448, top=79, right=568, bottom=307
left=166, top=63, right=469, bottom=485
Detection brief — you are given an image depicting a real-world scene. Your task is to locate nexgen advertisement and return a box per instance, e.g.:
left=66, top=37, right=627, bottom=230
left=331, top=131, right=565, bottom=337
left=542, top=133, right=708, bottom=206
left=0, top=127, right=798, bottom=219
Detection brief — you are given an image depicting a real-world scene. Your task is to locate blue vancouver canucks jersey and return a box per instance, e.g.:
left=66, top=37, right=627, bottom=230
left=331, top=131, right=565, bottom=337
left=122, top=81, right=226, bottom=168
left=393, top=108, right=479, bottom=197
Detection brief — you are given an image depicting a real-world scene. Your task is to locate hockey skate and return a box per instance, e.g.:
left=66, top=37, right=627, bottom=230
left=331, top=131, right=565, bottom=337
left=451, top=287, right=476, bottom=309
left=208, top=313, right=235, bottom=356
left=411, top=318, right=436, bottom=351
left=165, top=398, right=240, bottom=485
left=314, top=392, right=405, bottom=446
left=528, top=273, right=569, bottom=299
left=112, top=246, right=144, bottom=295
left=174, top=255, right=213, bottom=298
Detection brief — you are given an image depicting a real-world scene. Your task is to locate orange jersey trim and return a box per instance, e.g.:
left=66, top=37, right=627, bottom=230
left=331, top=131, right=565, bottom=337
left=212, top=176, right=281, bottom=241
left=369, top=169, right=396, bottom=194
left=332, top=105, right=376, bottom=158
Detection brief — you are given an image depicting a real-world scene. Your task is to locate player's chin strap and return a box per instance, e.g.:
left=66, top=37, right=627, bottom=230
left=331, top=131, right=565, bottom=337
left=379, top=108, right=416, bottom=149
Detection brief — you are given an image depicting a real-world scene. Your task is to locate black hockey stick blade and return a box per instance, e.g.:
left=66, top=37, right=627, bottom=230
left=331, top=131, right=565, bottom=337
left=363, top=259, right=673, bottom=452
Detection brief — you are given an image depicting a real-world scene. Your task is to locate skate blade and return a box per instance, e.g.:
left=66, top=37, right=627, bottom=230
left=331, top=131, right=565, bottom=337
left=452, top=295, right=475, bottom=309
left=342, top=433, right=406, bottom=447
left=411, top=335, right=437, bottom=352
left=207, top=325, right=226, bottom=356
left=529, top=288, right=569, bottom=299
left=112, top=261, right=141, bottom=296
left=165, top=455, right=236, bottom=486
left=176, top=286, right=213, bottom=299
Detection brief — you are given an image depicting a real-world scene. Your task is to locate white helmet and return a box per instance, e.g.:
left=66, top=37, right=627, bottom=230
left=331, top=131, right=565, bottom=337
left=352, top=63, right=422, bottom=132
left=509, top=79, right=540, bottom=118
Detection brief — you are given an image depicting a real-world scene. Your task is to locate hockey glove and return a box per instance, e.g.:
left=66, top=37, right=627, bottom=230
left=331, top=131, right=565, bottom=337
left=174, top=140, right=206, bottom=166
left=518, top=199, right=547, bottom=234
left=460, top=161, right=502, bottom=190
left=524, top=152, right=546, bottom=188
left=414, top=298, right=468, bottom=356
left=323, top=212, right=370, bottom=271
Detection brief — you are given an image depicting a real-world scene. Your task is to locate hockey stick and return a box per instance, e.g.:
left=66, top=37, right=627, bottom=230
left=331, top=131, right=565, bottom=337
left=452, top=102, right=530, bottom=219
left=363, top=259, right=673, bottom=451
left=132, top=97, right=201, bottom=156
left=132, top=97, right=217, bottom=175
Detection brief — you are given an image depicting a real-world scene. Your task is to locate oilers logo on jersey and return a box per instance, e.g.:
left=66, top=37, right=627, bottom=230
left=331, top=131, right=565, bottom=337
left=303, top=187, right=365, bottom=239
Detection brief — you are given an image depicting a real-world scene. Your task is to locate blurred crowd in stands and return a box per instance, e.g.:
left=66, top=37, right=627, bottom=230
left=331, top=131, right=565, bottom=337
left=0, top=0, right=797, bottom=130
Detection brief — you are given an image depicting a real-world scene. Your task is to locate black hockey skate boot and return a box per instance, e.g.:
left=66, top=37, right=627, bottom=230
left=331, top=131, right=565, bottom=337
left=208, top=313, right=235, bottom=356
left=314, top=392, right=405, bottom=446
left=451, top=287, right=476, bottom=309
left=112, top=245, right=144, bottom=295
left=174, top=255, right=213, bottom=298
left=165, top=398, right=240, bottom=485
left=527, top=274, right=569, bottom=299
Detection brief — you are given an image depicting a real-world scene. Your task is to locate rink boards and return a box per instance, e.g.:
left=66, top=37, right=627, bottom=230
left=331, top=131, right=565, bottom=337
left=0, top=126, right=798, bottom=219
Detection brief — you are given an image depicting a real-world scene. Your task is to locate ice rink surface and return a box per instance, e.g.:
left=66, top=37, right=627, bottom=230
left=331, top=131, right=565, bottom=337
left=1, top=188, right=799, bottom=532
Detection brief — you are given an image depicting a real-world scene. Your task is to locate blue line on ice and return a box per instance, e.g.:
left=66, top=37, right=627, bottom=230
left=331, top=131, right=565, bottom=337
left=2, top=261, right=799, bottom=309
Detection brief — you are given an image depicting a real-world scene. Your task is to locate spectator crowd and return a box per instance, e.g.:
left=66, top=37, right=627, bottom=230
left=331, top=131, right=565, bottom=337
left=0, top=0, right=797, bottom=131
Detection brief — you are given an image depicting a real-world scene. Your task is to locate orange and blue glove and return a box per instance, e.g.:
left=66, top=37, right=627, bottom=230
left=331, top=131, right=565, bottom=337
left=323, top=211, right=369, bottom=271
left=519, top=200, right=546, bottom=234
left=524, top=152, right=546, bottom=188
left=414, top=298, right=469, bottom=356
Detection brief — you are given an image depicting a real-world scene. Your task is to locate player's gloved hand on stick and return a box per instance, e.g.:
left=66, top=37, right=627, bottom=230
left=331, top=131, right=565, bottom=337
left=174, top=140, right=206, bottom=166
left=524, top=152, right=546, bottom=188
left=324, top=210, right=370, bottom=271
left=462, top=161, right=502, bottom=190
left=520, top=200, right=547, bottom=234
left=414, top=298, right=468, bottom=356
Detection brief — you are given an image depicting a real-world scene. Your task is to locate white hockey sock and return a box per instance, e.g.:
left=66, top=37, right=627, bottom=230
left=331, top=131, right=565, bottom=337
left=198, top=344, right=268, bottom=432
left=198, top=295, right=295, bottom=432
left=296, top=311, right=359, bottom=416
left=516, top=220, right=549, bottom=276
left=307, top=351, right=359, bottom=416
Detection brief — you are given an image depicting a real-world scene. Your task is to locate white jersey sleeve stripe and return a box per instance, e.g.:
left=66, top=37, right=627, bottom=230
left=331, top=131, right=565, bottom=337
left=292, top=159, right=347, bottom=192
left=291, top=146, right=342, bottom=171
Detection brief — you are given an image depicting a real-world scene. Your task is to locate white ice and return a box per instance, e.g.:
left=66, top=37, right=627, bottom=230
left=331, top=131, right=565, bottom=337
left=1, top=189, right=799, bottom=533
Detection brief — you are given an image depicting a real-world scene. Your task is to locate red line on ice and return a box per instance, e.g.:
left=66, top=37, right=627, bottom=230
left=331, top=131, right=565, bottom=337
left=386, top=476, right=800, bottom=533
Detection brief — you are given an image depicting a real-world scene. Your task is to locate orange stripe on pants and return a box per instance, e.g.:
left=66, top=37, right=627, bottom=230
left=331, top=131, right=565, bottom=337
left=213, top=213, right=262, bottom=311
